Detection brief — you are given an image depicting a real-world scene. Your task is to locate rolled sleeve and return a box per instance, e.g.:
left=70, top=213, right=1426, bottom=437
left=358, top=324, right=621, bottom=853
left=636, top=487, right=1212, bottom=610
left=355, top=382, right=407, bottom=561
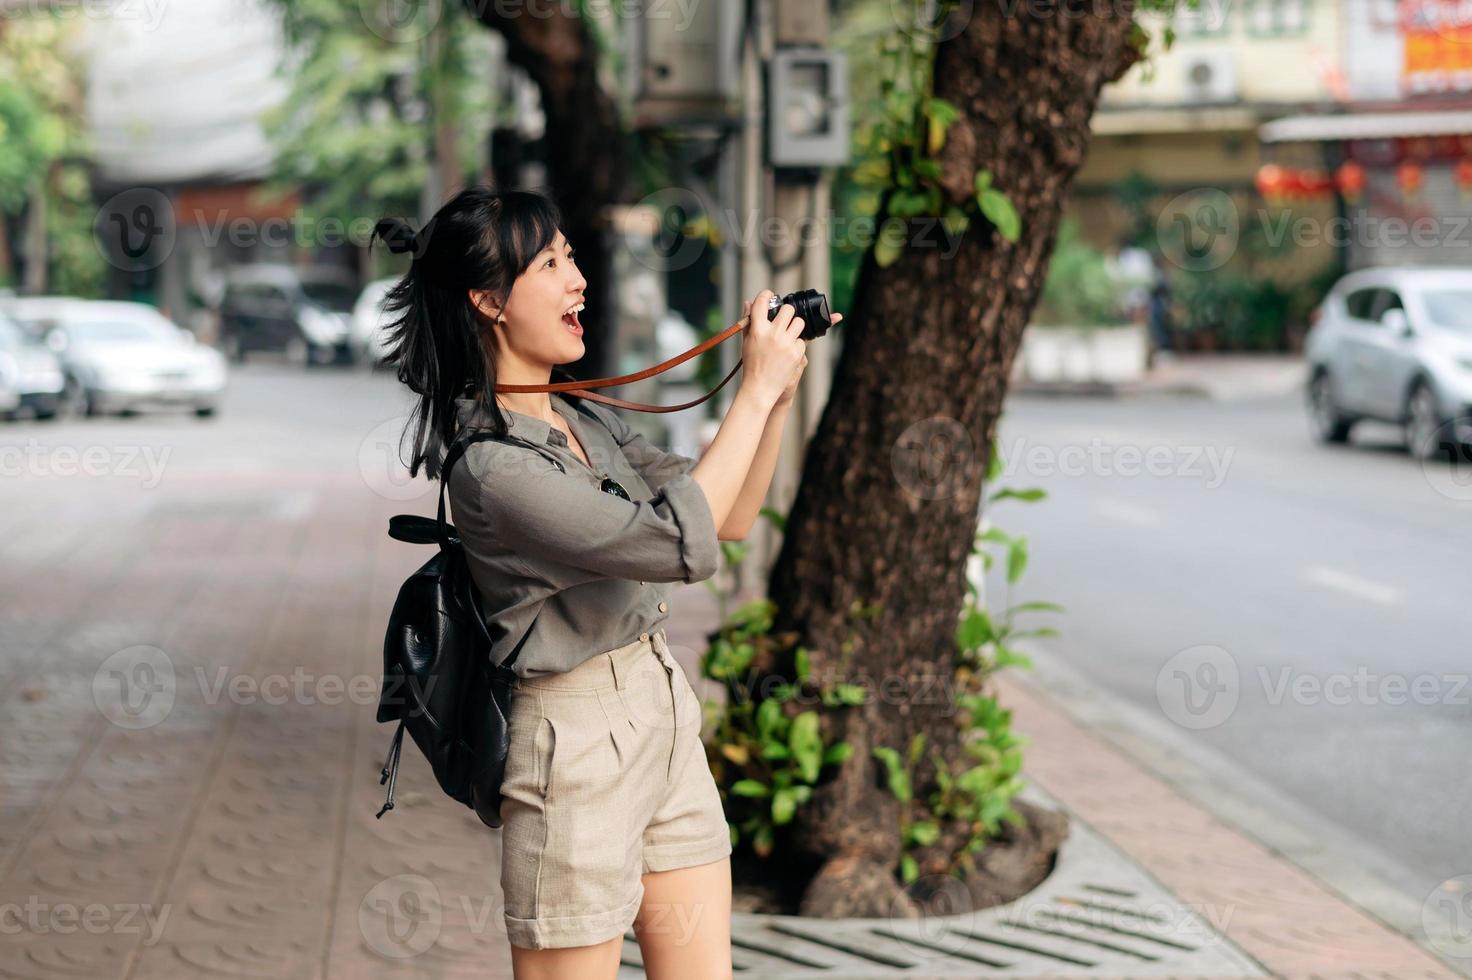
left=464, top=444, right=719, bottom=586
left=654, top=470, right=720, bottom=583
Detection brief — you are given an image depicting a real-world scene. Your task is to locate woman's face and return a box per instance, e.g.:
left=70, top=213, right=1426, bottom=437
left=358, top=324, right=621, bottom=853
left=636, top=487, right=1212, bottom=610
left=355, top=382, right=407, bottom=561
left=481, top=228, right=587, bottom=369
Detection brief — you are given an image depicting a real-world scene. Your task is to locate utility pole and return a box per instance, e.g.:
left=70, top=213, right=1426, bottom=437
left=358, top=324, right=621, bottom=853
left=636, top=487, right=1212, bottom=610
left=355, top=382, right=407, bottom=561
left=727, top=0, right=845, bottom=592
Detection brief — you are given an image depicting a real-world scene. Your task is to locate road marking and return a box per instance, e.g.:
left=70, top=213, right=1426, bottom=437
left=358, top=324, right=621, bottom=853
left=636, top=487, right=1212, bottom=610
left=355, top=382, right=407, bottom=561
left=1094, top=499, right=1160, bottom=526
left=1303, top=564, right=1401, bottom=606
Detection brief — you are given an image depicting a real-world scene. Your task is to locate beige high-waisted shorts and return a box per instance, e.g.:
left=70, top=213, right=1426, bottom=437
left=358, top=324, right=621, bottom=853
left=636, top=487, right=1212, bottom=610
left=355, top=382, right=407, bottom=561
left=498, top=626, right=732, bottom=950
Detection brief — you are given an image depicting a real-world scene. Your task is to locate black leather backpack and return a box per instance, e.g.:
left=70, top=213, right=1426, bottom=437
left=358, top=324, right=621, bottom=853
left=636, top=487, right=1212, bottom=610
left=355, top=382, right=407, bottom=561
left=374, top=429, right=531, bottom=828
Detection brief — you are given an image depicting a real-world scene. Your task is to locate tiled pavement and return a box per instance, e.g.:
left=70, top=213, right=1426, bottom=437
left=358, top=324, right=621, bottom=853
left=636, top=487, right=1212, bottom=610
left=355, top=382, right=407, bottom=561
left=0, top=371, right=1462, bottom=979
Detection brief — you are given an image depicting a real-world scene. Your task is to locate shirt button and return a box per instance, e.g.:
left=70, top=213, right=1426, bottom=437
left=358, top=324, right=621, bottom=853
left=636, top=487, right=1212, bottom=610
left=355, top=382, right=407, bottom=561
left=639, top=632, right=650, bottom=642
left=658, top=601, right=668, bottom=613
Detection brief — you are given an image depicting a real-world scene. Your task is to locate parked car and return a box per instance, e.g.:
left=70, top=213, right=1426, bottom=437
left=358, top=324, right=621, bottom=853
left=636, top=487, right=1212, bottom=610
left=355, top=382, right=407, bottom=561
left=0, top=311, right=66, bottom=419
left=0, top=295, right=92, bottom=343
left=0, top=349, right=18, bottom=417
left=10, top=299, right=227, bottom=417
left=349, top=276, right=398, bottom=369
left=1305, top=266, right=1472, bottom=460
left=218, top=265, right=358, bottom=366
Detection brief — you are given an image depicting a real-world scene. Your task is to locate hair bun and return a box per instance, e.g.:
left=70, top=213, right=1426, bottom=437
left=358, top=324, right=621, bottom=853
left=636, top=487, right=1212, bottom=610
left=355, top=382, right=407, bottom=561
left=373, top=217, right=420, bottom=255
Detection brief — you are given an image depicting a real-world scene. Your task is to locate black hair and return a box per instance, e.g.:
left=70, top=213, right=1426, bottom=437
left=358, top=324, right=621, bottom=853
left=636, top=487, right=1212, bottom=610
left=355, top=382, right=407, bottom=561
left=372, top=185, right=575, bottom=481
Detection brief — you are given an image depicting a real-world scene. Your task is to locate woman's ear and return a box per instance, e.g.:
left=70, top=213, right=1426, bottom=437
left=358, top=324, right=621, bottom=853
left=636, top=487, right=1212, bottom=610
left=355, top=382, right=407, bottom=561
left=469, top=288, right=504, bottom=324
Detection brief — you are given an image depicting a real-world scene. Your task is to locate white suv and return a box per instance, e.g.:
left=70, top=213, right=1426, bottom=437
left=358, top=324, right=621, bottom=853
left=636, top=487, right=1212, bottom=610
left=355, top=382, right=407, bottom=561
left=1305, top=266, right=1472, bottom=459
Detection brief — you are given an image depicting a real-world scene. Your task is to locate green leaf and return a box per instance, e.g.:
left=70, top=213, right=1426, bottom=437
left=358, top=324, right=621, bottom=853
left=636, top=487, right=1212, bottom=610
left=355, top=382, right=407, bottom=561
left=973, top=169, right=993, bottom=194
left=794, top=646, right=811, bottom=683
left=758, top=505, right=787, bottom=533
left=900, top=853, right=919, bottom=884
left=988, top=487, right=1046, bottom=504
left=909, top=820, right=941, bottom=846
left=913, top=159, right=942, bottom=182
left=994, top=646, right=1034, bottom=670
left=772, top=787, right=798, bottom=825
left=889, top=189, right=930, bottom=218
left=941, top=205, right=970, bottom=237
left=957, top=608, right=996, bottom=649
left=790, top=712, right=823, bottom=783
left=756, top=698, right=781, bottom=739
left=731, top=779, right=771, bottom=798
left=1006, top=536, right=1029, bottom=584
left=977, top=188, right=1022, bottom=243
left=986, top=440, right=1004, bottom=482
left=874, top=217, right=907, bottom=268
left=823, top=741, right=855, bottom=765
left=761, top=742, right=791, bottom=760
left=907, top=732, right=927, bottom=767
left=1013, top=601, right=1064, bottom=614
left=872, top=746, right=911, bottom=803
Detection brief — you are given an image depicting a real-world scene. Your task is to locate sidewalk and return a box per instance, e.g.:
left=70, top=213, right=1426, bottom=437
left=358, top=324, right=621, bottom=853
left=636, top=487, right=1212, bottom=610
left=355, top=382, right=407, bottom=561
left=661, top=585, right=1464, bottom=980
left=0, top=438, right=1456, bottom=978
left=1013, top=353, right=1308, bottom=401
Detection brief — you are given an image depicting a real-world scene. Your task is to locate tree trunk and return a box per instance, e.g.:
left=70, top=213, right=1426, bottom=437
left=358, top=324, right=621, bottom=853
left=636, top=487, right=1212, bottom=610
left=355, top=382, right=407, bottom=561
left=762, top=2, right=1143, bottom=914
left=460, top=0, right=625, bottom=379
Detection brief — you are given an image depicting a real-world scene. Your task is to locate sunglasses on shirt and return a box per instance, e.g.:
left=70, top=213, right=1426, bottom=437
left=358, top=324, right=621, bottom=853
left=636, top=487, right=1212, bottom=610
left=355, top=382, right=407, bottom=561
left=600, top=476, right=630, bottom=501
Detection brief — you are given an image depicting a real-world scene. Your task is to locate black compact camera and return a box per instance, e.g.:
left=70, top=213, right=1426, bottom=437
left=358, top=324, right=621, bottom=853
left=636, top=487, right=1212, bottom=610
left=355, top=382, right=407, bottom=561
left=765, top=289, right=832, bottom=341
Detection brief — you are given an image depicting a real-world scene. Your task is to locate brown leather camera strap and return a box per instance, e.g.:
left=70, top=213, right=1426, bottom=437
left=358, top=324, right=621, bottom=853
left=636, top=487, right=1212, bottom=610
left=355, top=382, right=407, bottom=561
left=495, top=315, right=753, bottom=414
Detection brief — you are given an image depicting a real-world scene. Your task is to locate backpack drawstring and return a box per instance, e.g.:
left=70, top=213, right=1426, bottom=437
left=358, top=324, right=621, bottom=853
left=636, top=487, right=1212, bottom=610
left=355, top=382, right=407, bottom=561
left=376, top=718, right=407, bottom=818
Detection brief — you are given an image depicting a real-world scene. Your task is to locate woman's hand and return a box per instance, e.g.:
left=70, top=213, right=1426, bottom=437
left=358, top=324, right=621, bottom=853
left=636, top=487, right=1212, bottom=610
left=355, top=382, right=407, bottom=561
left=741, top=291, right=843, bottom=410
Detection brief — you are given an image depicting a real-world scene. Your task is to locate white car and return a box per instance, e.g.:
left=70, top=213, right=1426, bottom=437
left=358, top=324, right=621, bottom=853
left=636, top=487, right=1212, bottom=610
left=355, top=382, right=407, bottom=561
left=349, top=276, right=398, bottom=369
left=1305, top=266, right=1472, bottom=459
left=0, top=312, right=66, bottom=419
left=10, top=299, right=228, bottom=417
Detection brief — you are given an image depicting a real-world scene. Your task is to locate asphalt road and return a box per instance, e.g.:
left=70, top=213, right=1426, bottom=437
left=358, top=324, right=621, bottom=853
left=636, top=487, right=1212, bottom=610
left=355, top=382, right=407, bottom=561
left=992, top=390, right=1472, bottom=905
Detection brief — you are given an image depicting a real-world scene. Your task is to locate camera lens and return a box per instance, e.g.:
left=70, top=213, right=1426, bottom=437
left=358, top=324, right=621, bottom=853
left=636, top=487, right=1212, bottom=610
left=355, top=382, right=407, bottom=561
left=766, top=289, right=831, bottom=340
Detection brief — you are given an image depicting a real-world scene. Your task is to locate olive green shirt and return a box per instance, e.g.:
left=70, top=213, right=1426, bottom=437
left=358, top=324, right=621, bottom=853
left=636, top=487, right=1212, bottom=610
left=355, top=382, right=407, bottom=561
left=446, top=392, right=720, bottom=678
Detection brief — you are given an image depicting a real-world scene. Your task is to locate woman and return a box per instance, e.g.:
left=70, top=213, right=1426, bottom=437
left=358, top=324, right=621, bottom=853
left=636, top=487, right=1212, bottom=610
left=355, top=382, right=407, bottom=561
left=373, top=186, right=840, bottom=979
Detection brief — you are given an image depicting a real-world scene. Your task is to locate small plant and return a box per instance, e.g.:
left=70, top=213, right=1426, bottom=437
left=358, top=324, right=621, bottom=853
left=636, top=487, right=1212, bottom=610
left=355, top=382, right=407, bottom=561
left=1034, top=219, right=1133, bottom=328
left=875, top=440, right=1059, bottom=885
left=699, top=516, right=871, bottom=857
left=852, top=0, right=1022, bottom=267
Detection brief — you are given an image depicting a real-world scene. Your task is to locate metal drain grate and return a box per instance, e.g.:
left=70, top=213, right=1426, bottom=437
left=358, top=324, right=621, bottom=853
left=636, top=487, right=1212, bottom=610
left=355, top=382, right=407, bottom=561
left=616, top=784, right=1265, bottom=977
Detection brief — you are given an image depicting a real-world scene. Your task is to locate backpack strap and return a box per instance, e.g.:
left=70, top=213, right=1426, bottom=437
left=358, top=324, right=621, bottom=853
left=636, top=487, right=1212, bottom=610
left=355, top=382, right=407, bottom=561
left=436, top=430, right=508, bottom=550
left=375, top=717, right=407, bottom=818
left=440, top=428, right=544, bottom=675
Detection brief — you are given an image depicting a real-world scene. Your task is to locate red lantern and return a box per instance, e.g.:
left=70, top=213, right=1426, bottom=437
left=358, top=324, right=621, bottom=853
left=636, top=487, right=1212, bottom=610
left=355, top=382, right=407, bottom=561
left=1255, top=164, right=1287, bottom=203
left=1456, top=158, right=1472, bottom=200
left=1336, top=161, right=1367, bottom=204
left=1397, top=161, right=1424, bottom=202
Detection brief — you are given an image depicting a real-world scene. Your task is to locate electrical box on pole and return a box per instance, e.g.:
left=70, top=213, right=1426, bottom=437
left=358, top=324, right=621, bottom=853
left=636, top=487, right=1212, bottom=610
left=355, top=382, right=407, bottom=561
left=767, top=48, right=849, bottom=171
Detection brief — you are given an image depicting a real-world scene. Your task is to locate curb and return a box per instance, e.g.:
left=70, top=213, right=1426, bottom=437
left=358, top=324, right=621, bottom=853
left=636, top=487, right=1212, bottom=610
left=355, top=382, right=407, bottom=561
left=1012, top=379, right=1214, bottom=399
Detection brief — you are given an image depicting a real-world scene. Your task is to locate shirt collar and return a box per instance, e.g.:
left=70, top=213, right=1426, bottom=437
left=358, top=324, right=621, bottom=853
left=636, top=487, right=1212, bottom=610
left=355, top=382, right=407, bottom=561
left=453, top=391, right=581, bottom=449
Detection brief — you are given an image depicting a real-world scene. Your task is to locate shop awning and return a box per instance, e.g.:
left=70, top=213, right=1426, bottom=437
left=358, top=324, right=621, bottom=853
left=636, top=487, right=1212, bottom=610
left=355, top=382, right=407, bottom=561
left=1091, top=105, right=1260, bottom=136
left=1260, top=110, right=1472, bottom=143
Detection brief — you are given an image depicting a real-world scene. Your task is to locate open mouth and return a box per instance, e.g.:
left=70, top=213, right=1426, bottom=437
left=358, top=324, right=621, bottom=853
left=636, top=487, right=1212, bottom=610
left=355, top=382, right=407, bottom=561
left=562, top=301, right=584, bottom=335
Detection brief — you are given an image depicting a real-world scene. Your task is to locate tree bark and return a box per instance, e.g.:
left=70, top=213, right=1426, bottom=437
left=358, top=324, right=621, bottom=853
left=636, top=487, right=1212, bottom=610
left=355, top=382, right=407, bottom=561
left=460, top=0, right=625, bottom=377
left=762, top=1, right=1143, bottom=914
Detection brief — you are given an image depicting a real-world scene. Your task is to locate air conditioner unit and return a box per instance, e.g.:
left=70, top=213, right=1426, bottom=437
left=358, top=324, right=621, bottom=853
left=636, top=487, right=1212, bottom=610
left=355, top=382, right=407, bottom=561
left=1181, top=51, right=1239, bottom=105
left=628, top=2, right=741, bottom=102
